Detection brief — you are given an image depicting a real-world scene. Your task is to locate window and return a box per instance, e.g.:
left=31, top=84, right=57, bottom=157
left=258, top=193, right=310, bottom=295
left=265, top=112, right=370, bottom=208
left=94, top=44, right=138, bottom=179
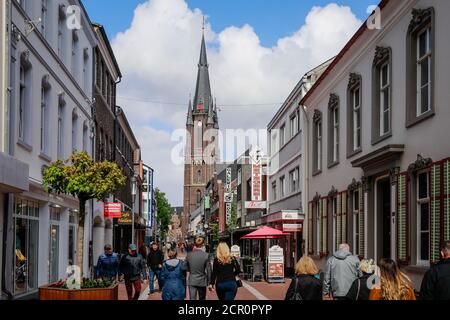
left=71, top=31, right=79, bottom=79
left=68, top=212, right=77, bottom=266
left=289, top=167, right=299, bottom=193
left=332, top=196, right=337, bottom=253
left=83, top=49, right=89, bottom=93
left=406, top=8, right=435, bottom=127
left=312, top=110, right=323, bottom=174
left=197, top=170, right=202, bottom=183
left=49, top=207, right=61, bottom=283
left=353, top=190, right=360, bottom=256
left=347, top=73, right=362, bottom=157
left=196, top=190, right=202, bottom=207
left=41, top=0, right=48, bottom=38
left=71, top=110, right=78, bottom=153
left=417, top=171, right=430, bottom=264
left=272, top=182, right=277, bottom=201
left=13, top=198, right=39, bottom=295
left=18, top=53, right=32, bottom=145
left=372, top=47, right=392, bottom=143
left=290, top=112, right=298, bottom=138
left=328, top=94, right=339, bottom=166
left=280, top=176, right=285, bottom=198
left=279, top=124, right=285, bottom=147
left=57, top=95, right=65, bottom=160
left=82, top=122, right=88, bottom=152
left=40, top=77, right=51, bottom=154
left=316, top=203, right=321, bottom=255
left=58, top=5, right=66, bottom=61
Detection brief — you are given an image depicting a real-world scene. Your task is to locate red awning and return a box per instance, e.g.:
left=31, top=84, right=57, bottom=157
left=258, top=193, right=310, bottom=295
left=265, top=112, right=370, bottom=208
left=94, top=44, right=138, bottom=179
left=240, top=226, right=290, bottom=240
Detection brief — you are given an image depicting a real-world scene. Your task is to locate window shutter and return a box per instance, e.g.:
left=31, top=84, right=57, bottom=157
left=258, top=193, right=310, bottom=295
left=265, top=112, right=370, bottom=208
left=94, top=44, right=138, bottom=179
left=444, top=159, right=450, bottom=244
left=342, top=191, right=348, bottom=244
left=308, top=202, right=314, bottom=255
left=336, top=193, right=342, bottom=248
left=321, top=198, right=328, bottom=254
left=396, top=173, right=409, bottom=264
left=359, top=185, right=365, bottom=257
left=430, top=164, right=442, bottom=264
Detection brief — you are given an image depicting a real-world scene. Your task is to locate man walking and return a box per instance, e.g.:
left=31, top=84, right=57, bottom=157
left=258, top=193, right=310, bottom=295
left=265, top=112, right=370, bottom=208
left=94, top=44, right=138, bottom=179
left=323, top=243, right=360, bottom=300
left=420, top=240, right=450, bottom=300
left=186, top=237, right=211, bottom=300
left=119, top=244, right=147, bottom=300
left=147, top=241, right=164, bottom=294
left=95, top=244, right=120, bottom=280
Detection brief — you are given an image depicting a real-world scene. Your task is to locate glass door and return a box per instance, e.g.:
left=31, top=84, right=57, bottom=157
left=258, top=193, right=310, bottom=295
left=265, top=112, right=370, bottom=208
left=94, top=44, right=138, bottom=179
left=49, top=224, right=60, bottom=283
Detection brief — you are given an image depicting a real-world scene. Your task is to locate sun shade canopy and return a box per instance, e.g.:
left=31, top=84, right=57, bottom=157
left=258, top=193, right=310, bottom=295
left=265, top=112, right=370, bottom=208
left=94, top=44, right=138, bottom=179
left=240, top=226, right=290, bottom=240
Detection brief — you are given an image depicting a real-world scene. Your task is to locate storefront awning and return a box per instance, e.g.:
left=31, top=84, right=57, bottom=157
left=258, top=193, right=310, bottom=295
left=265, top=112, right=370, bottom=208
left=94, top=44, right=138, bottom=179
left=241, top=226, right=289, bottom=240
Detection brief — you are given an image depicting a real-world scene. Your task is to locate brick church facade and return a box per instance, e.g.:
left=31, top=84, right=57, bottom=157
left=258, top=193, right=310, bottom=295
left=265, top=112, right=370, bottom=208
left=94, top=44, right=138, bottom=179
left=183, top=33, right=220, bottom=237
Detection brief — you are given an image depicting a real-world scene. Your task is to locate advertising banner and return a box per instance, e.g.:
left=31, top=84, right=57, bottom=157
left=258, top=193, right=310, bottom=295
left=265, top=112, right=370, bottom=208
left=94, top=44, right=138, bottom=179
left=118, top=212, right=132, bottom=225
left=267, top=245, right=284, bottom=283
left=104, top=203, right=122, bottom=218
left=282, top=223, right=303, bottom=232
left=245, top=201, right=267, bottom=209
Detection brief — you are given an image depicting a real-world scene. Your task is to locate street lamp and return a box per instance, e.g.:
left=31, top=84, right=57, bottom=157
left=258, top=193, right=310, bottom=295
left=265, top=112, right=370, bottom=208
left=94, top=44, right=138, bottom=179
left=131, top=175, right=137, bottom=245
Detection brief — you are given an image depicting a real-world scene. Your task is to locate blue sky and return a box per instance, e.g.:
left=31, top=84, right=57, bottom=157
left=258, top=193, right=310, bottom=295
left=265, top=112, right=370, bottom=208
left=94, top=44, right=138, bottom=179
left=83, top=0, right=377, bottom=47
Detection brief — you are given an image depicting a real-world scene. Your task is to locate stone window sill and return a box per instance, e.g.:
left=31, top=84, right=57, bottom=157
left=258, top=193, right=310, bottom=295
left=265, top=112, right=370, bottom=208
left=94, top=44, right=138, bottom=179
left=372, top=132, right=392, bottom=146
left=406, top=110, right=435, bottom=128
left=39, top=153, right=52, bottom=163
left=17, top=139, right=33, bottom=152
left=347, top=148, right=362, bottom=159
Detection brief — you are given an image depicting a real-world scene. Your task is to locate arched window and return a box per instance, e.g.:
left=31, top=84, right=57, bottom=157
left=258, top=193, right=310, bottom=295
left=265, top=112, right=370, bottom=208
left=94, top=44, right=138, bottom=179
left=196, top=190, right=202, bottom=207
left=71, top=109, right=78, bottom=153
left=197, top=170, right=202, bottom=183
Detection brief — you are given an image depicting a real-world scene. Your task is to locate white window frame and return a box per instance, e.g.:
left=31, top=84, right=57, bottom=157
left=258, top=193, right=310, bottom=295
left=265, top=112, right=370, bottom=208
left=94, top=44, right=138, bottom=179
left=416, top=27, right=432, bottom=117
left=71, top=32, right=79, bottom=79
left=416, top=170, right=431, bottom=266
left=279, top=124, right=285, bottom=147
left=19, top=66, right=26, bottom=141
left=280, top=176, right=285, bottom=198
left=272, top=182, right=277, bottom=201
left=317, top=121, right=322, bottom=171
left=40, top=85, right=49, bottom=153
left=57, top=103, right=64, bottom=159
left=83, top=49, right=89, bottom=93
left=333, top=107, right=339, bottom=163
left=380, top=63, right=391, bottom=135
left=316, top=203, right=321, bottom=255
left=332, top=197, right=337, bottom=253
left=71, top=111, right=78, bottom=153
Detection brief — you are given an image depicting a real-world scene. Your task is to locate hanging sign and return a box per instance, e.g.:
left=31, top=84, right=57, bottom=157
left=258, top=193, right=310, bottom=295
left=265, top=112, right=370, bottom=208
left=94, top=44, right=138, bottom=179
left=104, top=203, right=122, bottom=218
left=118, top=212, right=132, bottom=225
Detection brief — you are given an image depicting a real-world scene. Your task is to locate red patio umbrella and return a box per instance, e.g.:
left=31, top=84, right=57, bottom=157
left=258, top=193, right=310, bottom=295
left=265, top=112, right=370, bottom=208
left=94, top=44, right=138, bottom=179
left=240, top=226, right=290, bottom=240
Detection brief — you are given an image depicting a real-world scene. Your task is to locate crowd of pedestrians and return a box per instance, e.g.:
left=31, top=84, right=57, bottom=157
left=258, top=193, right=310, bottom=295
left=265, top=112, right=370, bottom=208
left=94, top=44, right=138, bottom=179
left=93, top=239, right=450, bottom=301
left=285, top=241, right=450, bottom=300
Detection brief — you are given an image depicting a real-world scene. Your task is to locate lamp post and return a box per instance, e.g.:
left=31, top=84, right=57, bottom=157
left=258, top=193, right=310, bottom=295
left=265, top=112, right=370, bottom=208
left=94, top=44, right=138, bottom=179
left=131, top=175, right=137, bottom=245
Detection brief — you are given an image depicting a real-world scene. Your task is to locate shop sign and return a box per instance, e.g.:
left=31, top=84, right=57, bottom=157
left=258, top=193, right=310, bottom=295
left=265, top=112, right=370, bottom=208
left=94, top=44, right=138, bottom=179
left=118, top=212, right=132, bottom=225
left=104, top=203, right=122, bottom=218
left=224, top=193, right=233, bottom=203
left=283, top=223, right=303, bottom=232
left=226, top=203, right=232, bottom=224
left=282, top=211, right=301, bottom=220
left=245, top=201, right=266, bottom=209
left=231, top=245, right=241, bottom=258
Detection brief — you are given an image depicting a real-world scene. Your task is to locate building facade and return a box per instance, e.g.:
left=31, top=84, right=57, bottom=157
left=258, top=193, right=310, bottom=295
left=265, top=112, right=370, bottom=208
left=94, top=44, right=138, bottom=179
left=1, top=0, right=96, bottom=298
left=183, top=32, right=220, bottom=237
left=266, top=62, right=330, bottom=272
left=91, top=22, right=121, bottom=263
left=302, top=0, right=450, bottom=289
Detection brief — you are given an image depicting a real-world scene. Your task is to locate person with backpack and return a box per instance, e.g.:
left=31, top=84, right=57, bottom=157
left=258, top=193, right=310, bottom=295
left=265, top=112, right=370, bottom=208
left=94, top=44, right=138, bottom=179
left=420, top=240, right=450, bottom=300
left=160, top=249, right=187, bottom=300
left=346, top=259, right=376, bottom=300
left=285, top=256, right=322, bottom=300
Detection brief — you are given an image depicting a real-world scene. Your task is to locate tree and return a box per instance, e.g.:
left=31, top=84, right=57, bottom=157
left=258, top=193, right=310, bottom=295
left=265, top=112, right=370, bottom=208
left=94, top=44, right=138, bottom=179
left=43, top=151, right=126, bottom=276
left=227, top=201, right=238, bottom=246
left=155, top=188, right=171, bottom=240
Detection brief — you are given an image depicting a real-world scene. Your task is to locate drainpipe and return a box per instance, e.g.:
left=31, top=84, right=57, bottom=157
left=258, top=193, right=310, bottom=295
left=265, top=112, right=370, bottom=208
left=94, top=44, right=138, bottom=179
left=300, top=104, right=310, bottom=257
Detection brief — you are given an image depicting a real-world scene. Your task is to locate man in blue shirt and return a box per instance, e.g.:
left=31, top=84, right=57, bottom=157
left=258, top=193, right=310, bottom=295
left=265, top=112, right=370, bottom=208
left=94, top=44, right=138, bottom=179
left=96, top=244, right=120, bottom=279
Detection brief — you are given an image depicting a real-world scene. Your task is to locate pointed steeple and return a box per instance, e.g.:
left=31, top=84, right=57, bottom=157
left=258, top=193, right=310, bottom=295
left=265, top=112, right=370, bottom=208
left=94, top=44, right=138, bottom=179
left=186, top=98, right=193, bottom=126
left=193, top=31, right=212, bottom=114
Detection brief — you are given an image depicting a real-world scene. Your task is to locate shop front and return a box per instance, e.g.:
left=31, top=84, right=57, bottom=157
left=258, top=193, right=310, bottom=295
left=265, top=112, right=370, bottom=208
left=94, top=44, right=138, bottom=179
left=262, top=210, right=304, bottom=277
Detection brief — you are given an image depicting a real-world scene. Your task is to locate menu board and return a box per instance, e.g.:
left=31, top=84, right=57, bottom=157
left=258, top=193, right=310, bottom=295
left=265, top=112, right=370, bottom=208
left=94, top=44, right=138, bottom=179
left=231, top=245, right=241, bottom=258
left=267, top=245, right=284, bottom=283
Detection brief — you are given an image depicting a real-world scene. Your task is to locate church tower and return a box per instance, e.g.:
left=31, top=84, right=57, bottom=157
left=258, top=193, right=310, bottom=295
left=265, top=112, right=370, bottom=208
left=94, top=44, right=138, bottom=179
left=183, top=32, right=220, bottom=237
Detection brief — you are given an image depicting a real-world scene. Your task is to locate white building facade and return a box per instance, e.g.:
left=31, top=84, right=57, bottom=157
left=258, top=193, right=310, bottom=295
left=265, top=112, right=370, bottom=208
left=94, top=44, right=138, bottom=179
left=302, top=0, right=450, bottom=289
left=1, top=0, right=96, bottom=298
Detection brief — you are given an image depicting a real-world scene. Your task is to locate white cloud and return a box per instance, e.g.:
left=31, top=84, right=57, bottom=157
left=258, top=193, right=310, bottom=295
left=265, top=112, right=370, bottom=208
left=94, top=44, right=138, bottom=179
left=111, top=0, right=362, bottom=205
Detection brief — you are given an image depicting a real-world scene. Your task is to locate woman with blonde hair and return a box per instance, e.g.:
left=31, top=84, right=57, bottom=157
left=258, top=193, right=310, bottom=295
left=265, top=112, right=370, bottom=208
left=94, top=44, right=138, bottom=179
left=346, top=259, right=376, bottom=300
left=285, top=256, right=322, bottom=300
left=369, top=258, right=416, bottom=300
left=208, top=242, right=241, bottom=300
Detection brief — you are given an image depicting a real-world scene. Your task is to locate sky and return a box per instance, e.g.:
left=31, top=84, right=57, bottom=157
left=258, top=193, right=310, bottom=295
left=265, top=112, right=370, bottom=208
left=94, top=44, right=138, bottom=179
left=82, top=0, right=377, bottom=206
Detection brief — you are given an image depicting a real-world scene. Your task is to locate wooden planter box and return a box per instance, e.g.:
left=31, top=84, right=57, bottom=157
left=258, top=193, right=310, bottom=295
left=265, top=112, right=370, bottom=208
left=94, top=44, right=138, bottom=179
left=39, top=283, right=119, bottom=300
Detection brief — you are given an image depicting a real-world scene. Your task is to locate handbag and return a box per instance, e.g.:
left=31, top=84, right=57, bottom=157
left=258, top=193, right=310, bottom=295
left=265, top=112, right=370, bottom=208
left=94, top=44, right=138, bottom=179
left=233, top=257, right=243, bottom=288
left=289, top=277, right=304, bottom=301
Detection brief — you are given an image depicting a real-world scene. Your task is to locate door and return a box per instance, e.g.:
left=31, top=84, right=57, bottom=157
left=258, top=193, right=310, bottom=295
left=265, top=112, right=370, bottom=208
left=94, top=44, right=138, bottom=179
left=49, top=224, right=60, bottom=283
left=377, top=178, right=391, bottom=260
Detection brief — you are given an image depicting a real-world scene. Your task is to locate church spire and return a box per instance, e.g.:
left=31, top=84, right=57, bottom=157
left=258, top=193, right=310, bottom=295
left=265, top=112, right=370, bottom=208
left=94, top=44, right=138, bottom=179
left=193, top=27, right=212, bottom=114
left=186, top=97, right=193, bottom=126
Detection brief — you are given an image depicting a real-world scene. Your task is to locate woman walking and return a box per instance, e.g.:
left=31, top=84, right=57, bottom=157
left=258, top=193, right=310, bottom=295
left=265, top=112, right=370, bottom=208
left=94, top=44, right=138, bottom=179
left=285, top=256, right=322, bottom=300
left=209, top=242, right=241, bottom=301
left=346, top=259, right=376, bottom=300
left=369, top=258, right=416, bottom=300
left=160, top=249, right=187, bottom=300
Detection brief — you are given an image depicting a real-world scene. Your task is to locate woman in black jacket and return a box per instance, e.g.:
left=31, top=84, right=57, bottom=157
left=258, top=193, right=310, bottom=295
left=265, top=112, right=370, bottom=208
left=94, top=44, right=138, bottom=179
left=346, top=259, right=376, bottom=300
left=285, top=256, right=322, bottom=300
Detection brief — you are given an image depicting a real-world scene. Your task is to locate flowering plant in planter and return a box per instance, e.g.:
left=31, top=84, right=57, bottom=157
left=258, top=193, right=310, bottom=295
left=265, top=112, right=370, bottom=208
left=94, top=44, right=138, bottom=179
left=48, top=278, right=116, bottom=290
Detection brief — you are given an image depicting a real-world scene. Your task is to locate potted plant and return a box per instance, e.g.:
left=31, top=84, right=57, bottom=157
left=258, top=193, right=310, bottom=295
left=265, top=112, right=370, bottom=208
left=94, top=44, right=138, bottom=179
left=39, top=278, right=119, bottom=300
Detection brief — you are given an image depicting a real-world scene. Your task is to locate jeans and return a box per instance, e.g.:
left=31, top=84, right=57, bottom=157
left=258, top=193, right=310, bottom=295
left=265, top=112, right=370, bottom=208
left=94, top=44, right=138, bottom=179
left=125, top=279, right=142, bottom=300
left=189, top=286, right=207, bottom=300
left=149, top=268, right=161, bottom=291
left=216, top=280, right=238, bottom=301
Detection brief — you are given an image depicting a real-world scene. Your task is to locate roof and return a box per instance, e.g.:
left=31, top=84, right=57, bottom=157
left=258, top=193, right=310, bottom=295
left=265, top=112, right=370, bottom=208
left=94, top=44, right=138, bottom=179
left=91, top=22, right=122, bottom=78
left=299, top=0, right=389, bottom=107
